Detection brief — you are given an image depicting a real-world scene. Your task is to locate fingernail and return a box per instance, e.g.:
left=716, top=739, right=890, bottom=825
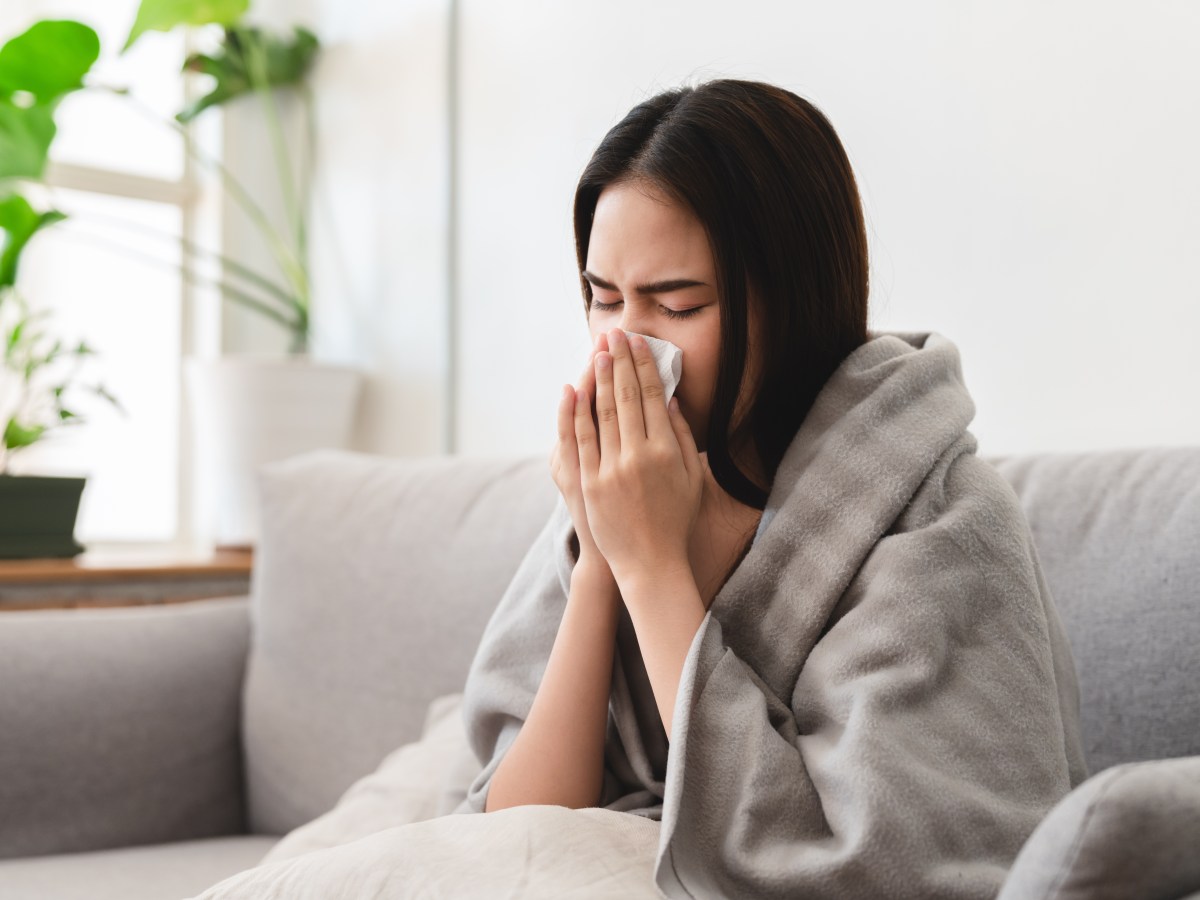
left=609, top=329, right=625, bottom=347
left=596, top=353, right=610, bottom=369
left=628, top=333, right=644, bottom=350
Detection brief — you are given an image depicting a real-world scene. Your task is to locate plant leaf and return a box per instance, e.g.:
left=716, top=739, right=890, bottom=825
left=91, top=383, right=127, bottom=415
left=0, top=192, right=67, bottom=288
left=4, top=322, right=21, bottom=361
left=175, top=25, right=319, bottom=124
left=123, top=0, right=250, bottom=54
left=0, top=20, right=100, bottom=103
left=34, top=336, right=63, bottom=368
left=3, top=416, right=44, bottom=449
left=0, top=101, right=56, bottom=181
left=176, top=50, right=247, bottom=122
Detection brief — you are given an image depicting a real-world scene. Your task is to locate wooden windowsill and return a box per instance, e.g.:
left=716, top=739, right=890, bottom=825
left=0, top=548, right=254, bottom=584
left=0, top=548, right=255, bottom=611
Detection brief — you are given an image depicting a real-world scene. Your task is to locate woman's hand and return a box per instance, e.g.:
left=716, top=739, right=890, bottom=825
left=575, top=328, right=705, bottom=589
left=550, top=333, right=614, bottom=580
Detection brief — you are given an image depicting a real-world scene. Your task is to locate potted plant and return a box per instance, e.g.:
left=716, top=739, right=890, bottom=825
left=0, top=20, right=125, bottom=559
left=120, top=0, right=363, bottom=548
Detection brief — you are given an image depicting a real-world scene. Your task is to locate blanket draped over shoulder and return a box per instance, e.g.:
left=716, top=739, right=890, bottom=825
left=454, top=329, right=1089, bottom=900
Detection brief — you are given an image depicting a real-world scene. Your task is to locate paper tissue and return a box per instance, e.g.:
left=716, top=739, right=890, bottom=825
left=617, top=331, right=683, bottom=404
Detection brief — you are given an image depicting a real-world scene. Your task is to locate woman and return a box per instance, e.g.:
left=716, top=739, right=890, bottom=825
left=454, top=78, right=1087, bottom=900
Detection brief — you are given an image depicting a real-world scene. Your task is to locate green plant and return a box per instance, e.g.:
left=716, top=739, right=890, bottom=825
left=0, top=20, right=124, bottom=475
left=121, top=0, right=321, bottom=354
left=0, top=285, right=125, bottom=475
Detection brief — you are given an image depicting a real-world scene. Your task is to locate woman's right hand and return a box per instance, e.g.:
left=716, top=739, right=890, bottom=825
left=550, top=333, right=614, bottom=582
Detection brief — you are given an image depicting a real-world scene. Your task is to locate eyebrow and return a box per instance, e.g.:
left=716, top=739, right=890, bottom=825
left=582, top=270, right=708, bottom=295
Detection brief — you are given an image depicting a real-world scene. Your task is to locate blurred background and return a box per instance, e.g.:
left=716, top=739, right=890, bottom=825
left=1, top=0, right=1197, bottom=555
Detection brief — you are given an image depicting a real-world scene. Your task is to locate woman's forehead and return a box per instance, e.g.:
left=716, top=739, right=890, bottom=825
left=588, top=183, right=713, bottom=283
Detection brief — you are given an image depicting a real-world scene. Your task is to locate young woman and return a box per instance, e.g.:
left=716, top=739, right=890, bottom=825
left=455, top=78, right=1087, bottom=900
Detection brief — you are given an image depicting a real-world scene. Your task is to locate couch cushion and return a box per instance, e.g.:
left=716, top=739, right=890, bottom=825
left=0, top=596, right=250, bottom=859
left=985, top=447, right=1200, bottom=773
left=996, top=755, right=1200, bottom=900
left=243, top=450, right=557, bottom=834
left=0, top=835, right=278, bottom=900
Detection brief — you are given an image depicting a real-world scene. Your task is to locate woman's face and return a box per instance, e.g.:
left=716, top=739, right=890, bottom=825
left=584, top=179, right=759, bottom=456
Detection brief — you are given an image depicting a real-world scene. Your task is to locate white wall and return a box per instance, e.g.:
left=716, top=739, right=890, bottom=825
left=234, top=0, right=1200, bottom=462
left=454, top=0, right=1200, bottom=461
left=233, top=0, right=452, bottom=458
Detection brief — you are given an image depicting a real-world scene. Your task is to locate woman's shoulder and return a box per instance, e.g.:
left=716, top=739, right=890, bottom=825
left=850, top=435, right=1046, bottom=623
left=884, top=433, right=1027, bottom=544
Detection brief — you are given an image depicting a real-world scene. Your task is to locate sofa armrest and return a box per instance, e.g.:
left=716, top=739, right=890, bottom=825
left=997, top=755, right=1200, bottom=900
left=0, top=595, right=252, bottom=859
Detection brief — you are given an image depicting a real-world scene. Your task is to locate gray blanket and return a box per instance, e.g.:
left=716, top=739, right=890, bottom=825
left=455, top=329, right=1088, bottom=899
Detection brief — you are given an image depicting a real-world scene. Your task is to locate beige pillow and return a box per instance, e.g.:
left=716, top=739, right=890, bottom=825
left=193, top=804, right=662, bottom=900
left=190, top=692, right=664, bottom=900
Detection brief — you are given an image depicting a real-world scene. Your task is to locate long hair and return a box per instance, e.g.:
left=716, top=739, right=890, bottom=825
left=573, top=79, right=870, bottom=509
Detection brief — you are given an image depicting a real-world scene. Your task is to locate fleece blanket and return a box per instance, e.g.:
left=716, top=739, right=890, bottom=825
left=455, top=329, right=1089, bottom=899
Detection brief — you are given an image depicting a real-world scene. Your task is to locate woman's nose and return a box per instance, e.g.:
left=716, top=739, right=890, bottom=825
left=616, top=313, right=653, bottom=341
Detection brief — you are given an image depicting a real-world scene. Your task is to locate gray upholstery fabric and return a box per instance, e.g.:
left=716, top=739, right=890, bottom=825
left=987, top=447, right=1200, bottom=772
left=242, top=449, right=558, bottom=835
left=0, top=834, right=278, bottom=900
left=996, top=755, right=1200, bottom=900
left=0, top=596, right=251, bottom=859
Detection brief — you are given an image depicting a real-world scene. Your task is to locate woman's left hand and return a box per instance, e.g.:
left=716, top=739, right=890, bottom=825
left=574, top=327, right=706, bottom=590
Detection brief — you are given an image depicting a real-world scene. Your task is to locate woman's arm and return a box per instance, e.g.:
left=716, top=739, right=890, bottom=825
left=484, top=560, right=621, bottom=812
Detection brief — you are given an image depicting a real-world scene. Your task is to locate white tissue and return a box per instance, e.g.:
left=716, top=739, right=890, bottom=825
left=623, top=331, right=683, bottom=404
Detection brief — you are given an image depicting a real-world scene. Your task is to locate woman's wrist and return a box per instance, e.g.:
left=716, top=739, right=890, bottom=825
left=571, top=552, right=619, bottom=596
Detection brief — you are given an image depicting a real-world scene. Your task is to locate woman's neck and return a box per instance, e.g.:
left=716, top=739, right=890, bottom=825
left=699, top=450, right=765, bottom=534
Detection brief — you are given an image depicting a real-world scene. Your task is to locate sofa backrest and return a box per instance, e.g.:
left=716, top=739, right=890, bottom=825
left=986, top=446, right=1200, bottom=775
left=242, top=449, right=557, bottom=835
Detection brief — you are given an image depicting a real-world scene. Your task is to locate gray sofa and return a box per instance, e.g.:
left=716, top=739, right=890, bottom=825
left=1, top=446, right=1197, bottom=899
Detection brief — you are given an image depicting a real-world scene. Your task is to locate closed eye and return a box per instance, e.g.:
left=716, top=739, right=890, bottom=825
left=589, top=299, right=703, bottom=320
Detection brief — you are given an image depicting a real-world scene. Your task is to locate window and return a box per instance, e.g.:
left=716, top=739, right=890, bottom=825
left=2, top=0, right=218, bottom=549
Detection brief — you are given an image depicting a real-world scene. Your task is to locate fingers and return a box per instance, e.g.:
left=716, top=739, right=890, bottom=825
left=593, top=339, right=621, bottom=461
left=573, top=336, right=604, bottom=441
left=584, top=332, right=608, bottom=435
left=626, top=332, right=669, bottom=441
left=604, top=329, right=646, bottom=442
left=574, top=382, right=600, bottom=475
left=570, top=331, right=610, bottom=480
left=557, top=383, right=575, bottom=444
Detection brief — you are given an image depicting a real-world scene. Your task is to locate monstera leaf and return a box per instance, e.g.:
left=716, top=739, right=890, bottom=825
left=122, top=0, right=249, bottom=53
left=0, top=20, right=99, bottom=182
left=0, top=194, right=66, bottom=289
left=0, top=20, right=100, bottom=102
left=176, top=24, right=318, bottom=123
left=0, top=104, right=55, bottom=181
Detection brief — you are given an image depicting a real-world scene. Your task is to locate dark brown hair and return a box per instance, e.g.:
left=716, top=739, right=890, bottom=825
left=573, top=78, right=870, bottom=509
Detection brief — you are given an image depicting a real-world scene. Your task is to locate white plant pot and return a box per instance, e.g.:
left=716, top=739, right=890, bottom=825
left=184, top=355, right=363, bottom=548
